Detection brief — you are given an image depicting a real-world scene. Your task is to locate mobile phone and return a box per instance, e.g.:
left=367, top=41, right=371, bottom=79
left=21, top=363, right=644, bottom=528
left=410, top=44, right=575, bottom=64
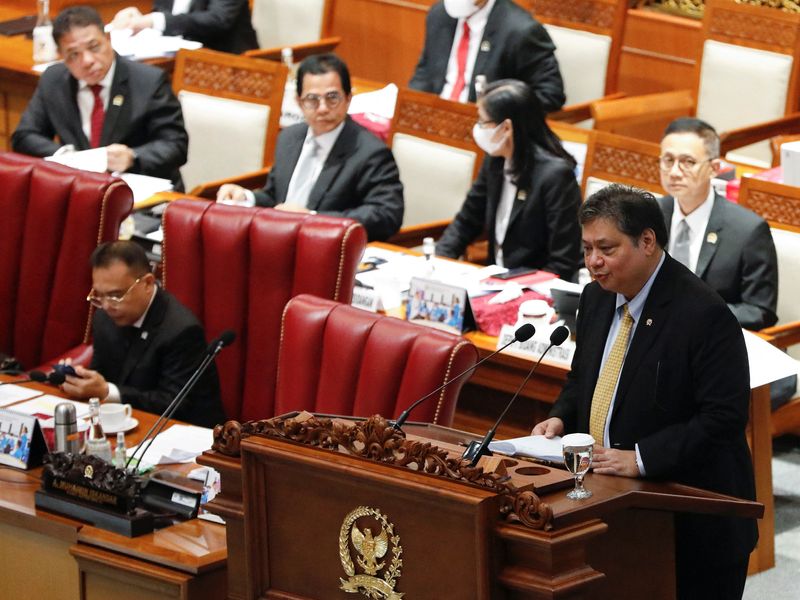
left=493, top=267, right=539, bottom=280
left=52, top=363, right=77, bottom=377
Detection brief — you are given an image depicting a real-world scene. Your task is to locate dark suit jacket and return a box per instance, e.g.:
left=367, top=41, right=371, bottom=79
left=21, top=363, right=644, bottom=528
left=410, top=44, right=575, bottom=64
left=408, top=0, right=565, bottom=112
left=550, top=254, right=758, bottom=567
left=90, top=288, right=226, bottom=428
left=12, top=55, right=188, bottom=189
left=435, top=147, right=582, bottom=280
left=254, top=117, right=404, bottom=241
left=659, top=194, right=778, bottom=330
left=154, top=0, right=258, bottom=54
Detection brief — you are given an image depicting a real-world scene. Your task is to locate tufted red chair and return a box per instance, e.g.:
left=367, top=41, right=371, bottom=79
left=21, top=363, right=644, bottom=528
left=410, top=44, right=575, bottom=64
left=0, top=152, right=132, bottom=369
left=275, top=294, right=478, bottom=426
left=161, top=199, right=366, bottom=422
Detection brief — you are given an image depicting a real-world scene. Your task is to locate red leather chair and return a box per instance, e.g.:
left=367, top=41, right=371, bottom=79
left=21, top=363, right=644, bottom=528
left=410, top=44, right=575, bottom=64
left=0, top=152, right=132, bottom=369
left=162, top=200, right=366, bottom=422
left=275, top=294, right=478, bottom=426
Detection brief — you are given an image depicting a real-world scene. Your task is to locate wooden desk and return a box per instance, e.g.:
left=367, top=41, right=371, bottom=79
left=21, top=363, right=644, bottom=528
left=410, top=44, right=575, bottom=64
left=0, top=377, right=226, bottom=600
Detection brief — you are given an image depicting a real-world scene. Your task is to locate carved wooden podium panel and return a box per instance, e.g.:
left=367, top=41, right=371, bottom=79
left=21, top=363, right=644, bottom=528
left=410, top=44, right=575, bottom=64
left=199, top=414, right=762, bottom=600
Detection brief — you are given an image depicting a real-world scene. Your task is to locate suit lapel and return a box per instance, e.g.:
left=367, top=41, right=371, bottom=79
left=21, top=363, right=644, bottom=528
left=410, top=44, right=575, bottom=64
left=306, top=120, right=356, bottom=211
left=470, top=2, right=502, bottom=100
left=485, top=159, right=506, bottom=235
left=660, top=196, right=675, bottom=237
left=277, top=126, right=307, bottom=204
left=695, top=194, right=725, bottom=278
left=118, top=289, right=166, bottom=384
left=65, top=75, right=90, bottom=149
left=435, top=18, right=459, bottom=92
left=101, top=57, right=129, bottom=148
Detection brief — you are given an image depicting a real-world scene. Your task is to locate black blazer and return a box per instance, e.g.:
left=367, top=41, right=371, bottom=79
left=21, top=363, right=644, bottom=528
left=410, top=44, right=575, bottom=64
left=153, top=0, right=258, bottom=54
left=435, top=147, right=582, bottom=281
left=254, top=117, right=404, bottom=241
left=12, top=55, right=188, bottom=189
left=408, top=0, right=565, bottom=112
left=551, top=254, right=758, bottom=567
left=90, top=288, right=226, bottom=428
left=659, top=194, right=778, bottom=330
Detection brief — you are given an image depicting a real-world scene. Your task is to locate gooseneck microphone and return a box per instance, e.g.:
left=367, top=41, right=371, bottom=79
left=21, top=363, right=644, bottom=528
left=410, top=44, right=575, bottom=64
left=392, top=323, right=536, bottom=431
left=126, top=329, right=236, bottom=470
left=462, top=325, right=570, bottom=466
left=0, top=370, right=56, bottom=386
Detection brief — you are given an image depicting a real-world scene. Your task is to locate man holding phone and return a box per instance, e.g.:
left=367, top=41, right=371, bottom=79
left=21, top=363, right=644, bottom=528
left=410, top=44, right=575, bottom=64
left=61, top=241, right=225, bottom=428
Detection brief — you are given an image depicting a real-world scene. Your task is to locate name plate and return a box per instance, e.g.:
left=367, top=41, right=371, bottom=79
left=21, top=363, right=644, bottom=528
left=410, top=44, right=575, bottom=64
left=352, top=284, right=382, bottom=313
left=407, top=277, right=475, bottom=335
left=496, top=325, right=576, bottom=367
left=0, top=408, right=47, bottom=470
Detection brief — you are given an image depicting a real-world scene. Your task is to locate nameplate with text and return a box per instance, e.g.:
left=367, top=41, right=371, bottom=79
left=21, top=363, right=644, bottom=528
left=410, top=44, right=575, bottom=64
left=496, top=325, right=575, bottom=367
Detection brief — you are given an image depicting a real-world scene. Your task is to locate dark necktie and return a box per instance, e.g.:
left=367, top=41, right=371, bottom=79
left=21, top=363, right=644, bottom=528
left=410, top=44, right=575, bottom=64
left=89, top=84, right=105, bottom=148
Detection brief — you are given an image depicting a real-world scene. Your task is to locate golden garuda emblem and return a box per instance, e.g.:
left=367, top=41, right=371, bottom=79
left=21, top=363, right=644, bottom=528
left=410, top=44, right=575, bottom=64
left=339, top=506, right=403, bottom=599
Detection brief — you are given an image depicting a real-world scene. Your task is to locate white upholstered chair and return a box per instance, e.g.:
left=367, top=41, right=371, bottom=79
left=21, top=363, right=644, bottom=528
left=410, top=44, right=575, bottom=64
left=172, top=49, right=287, bottom=194
left=251, top=0, right=332, bottom=49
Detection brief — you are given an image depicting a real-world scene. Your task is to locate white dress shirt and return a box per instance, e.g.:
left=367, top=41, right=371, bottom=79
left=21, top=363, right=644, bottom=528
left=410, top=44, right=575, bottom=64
left=77, top=61, right=116, bottom=143
left=440, top=0, right=496, bottom=103
left=493, top=161, right=517, bottom=267
left=668, top=186, right=715, bottom=273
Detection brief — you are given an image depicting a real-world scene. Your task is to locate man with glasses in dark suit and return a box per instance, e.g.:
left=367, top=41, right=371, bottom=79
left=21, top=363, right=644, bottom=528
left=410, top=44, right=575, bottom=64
left=217, top=53, right=404, bottom=242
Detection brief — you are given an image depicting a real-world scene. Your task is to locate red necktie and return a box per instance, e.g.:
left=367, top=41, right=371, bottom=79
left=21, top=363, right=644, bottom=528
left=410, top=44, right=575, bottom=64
left=450, top=21, right=471, bottom=101
left=89, top=84, right=105, bottom=148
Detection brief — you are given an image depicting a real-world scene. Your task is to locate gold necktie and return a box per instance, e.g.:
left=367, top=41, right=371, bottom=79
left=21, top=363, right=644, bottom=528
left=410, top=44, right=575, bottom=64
left=589, top=304, right=634, bottom=443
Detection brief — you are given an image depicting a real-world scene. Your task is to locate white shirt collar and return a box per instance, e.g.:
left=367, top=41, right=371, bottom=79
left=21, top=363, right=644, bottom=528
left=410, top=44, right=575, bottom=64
left=464, top=0, right=496, bottom=31
left=78, top=58, right=116, bottom=92
left=615, top=251, right=666, bottom=321
left=132, top=285, right=157, bottom=329
left=305, top=119, right=346, bottom=156
left=672, top=185, right=715, bottom=234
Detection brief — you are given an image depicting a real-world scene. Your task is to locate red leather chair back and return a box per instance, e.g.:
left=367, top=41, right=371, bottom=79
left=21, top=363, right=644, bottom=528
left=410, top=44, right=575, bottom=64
left=162, top=200, right=366, bottom=421
left=275, top=295, right=478, bottom=426
left=0, top=152, right=132, bottom=368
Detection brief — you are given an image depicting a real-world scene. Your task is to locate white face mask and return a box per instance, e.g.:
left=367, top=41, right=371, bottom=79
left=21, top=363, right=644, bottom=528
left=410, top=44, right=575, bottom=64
left=443, top=0, right=480, bottom=19
left=472, top=122, right=505, bottom=155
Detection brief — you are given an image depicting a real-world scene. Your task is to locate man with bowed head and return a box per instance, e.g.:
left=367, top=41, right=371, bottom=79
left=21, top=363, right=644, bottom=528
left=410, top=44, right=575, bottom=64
left=533, top=185, right=757, bottom=599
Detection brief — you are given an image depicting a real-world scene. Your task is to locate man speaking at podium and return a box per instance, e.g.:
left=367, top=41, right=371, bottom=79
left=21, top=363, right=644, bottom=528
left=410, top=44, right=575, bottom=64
left=62, top=241, right=225, bottom=428
left=533, top=185, right=757, bottom=599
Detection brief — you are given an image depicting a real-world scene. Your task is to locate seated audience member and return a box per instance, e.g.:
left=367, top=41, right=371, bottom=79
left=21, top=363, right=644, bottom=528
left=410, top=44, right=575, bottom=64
left=435, top=79, right=582, bottom=281
left=12, top=6, right=188, bottom=189
left=217, top=53, right=404, bottom=241
left=111, top=0, right=258, bottom=54
left=409, top=0, right=565, bottom=113
left=658, top=118, right=778, bottom=331
left=62, top=241, right=225, bottom=429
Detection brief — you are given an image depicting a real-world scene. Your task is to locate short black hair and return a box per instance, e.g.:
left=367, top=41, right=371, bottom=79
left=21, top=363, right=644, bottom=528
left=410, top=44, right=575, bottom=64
left=296, top=53, right=351, bottom=98
left=53, top=6, right=104, bottom=47
left=91, top=241, right=151, bottom=277
left=580, top=184, right=668, bottom=248
left=663, top=117, right=720, bottom=159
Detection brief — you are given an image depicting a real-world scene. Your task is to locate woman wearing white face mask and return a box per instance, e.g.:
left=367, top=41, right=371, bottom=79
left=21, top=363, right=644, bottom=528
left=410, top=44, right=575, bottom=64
left=436, top=79, right=582, bottom=281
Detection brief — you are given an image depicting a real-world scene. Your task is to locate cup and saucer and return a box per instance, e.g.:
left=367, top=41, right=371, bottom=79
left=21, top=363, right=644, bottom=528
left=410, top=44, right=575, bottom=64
left=99, top=403, right=139, bottom=434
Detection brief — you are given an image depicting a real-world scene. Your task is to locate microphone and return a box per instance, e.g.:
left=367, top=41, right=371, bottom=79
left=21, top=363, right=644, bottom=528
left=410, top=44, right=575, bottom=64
left=0, top=370, right=48, bottom=386
left=392, top=323, right=536, bottom=431
left=462, top=325, right=570, bottom=466
left=126, top=330, right=236, bottom=470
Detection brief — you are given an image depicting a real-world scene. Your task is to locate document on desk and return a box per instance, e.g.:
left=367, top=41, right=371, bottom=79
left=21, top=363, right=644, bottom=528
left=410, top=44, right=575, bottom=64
left=110, top=28, right=202, bottom=59
left=0, top=384, right=44, bottom=407
left=10, top=395, right=91, bottom=419
left=118, top=173, right=173, bottom=204
left=129, top=424, right=214, bottom=466
left=46, top=147, right=107, bottom=173
left=488, top=435, right=563, bottom=462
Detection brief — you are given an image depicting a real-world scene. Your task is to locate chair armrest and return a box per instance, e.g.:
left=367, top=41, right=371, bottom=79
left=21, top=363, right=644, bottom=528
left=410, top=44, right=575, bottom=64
left=720, top=113, right=800, bottom=155
left=245, top=37, right=342, bottom=61
left=34, top=343, right=94, bottom=372
left=387, top=220, right=451, bottom=248
left=759, top=321, right=800, bottom=351
left=188, top=167, right=272, bottom=200
left=591, top=89, right=694, bottom=130
left=549, top=92, right=626, bottom=124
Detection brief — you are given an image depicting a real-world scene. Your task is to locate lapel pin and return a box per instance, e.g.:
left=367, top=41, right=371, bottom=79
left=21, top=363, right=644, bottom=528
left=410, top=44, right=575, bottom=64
left=140, top=331, right=148, bottom=340
left=646, top=318, right=653, bottom=326
left=516, top=190, right=527, bottom=201
left=112, top=95, right=124, bottom=107
left=706, top=232, right=718, bottom=244
left=480, top=40, right=491, bottom=52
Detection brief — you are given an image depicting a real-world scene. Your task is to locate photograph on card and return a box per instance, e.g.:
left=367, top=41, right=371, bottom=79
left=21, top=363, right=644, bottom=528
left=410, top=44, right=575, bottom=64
left=0, top=409, right=47, bottom=469
left=407, top=277, right=474, bottom=335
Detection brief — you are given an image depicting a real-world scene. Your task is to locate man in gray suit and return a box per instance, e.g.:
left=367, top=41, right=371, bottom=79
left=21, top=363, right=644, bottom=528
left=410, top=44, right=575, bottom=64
left=658, top=117, right=778, bottom=331
left=217, top=53, right=404, bottom=241
left=12, top=6, right=188, bottom=188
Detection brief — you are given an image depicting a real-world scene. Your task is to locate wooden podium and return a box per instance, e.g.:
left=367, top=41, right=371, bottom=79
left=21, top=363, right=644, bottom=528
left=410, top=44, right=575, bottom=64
left=198, top=414, right=763, bottom=600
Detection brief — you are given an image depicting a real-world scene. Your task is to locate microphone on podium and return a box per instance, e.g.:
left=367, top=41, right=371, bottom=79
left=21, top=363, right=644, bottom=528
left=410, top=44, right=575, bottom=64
left=462, top=325, right=570, bottom=466
left=392, top=323, right=536, bottom=432
left=0, top=370, right=63, bottom=386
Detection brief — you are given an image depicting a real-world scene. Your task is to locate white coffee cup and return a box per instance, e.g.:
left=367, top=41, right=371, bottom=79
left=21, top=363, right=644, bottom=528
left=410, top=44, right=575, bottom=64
left=516, top=299, right=554, bottom=328
left=99, top=403, right=132, bottom=430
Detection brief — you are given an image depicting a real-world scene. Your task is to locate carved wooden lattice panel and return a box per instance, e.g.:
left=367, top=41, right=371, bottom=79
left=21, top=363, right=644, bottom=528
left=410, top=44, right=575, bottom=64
left=709, top=6, right=800, bottom=50
left=531, top=0, right=617, bottom=29
left=592, top=142, right=662, bottom=185
left=393, top=101, right=475, bottom=145
left=746, top=189, right=800, bottom=225
left=181, top=60, right=280, bottom=100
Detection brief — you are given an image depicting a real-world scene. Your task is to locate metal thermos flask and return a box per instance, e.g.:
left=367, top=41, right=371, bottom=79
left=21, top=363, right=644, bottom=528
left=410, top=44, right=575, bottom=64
left=54, top=402, right=81, bottom=454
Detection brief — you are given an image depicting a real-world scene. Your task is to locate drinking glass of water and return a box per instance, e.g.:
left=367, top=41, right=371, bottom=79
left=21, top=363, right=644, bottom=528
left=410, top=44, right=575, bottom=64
left=562, top=433, right=594, bottom=500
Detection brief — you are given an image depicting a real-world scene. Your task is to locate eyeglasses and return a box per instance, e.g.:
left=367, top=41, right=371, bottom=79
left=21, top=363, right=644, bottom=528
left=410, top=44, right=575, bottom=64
left=86, top=278, right=142, bottom=308
left=299, top=91, right=344, bottom=110
left=659, top=155, right=712, bottom=173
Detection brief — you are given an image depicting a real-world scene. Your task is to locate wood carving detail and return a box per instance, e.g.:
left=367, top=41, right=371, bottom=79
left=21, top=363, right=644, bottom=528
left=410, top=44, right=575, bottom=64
left=735, top=1, right=800, bottom=15
left=182, top=61, right=279, bottom=99
left=592, top=143, right=661, bottom=185
left=641, top=0, right=704, bottom=19
left=746, top=189, right=800, bottom=224
left=394, top=101, right=474, bottom=144
left=531, top=0, right=617, bottom=29
left=709, top=7, right=800, bottom=49
left=213, top=414, right=554, bottom=531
